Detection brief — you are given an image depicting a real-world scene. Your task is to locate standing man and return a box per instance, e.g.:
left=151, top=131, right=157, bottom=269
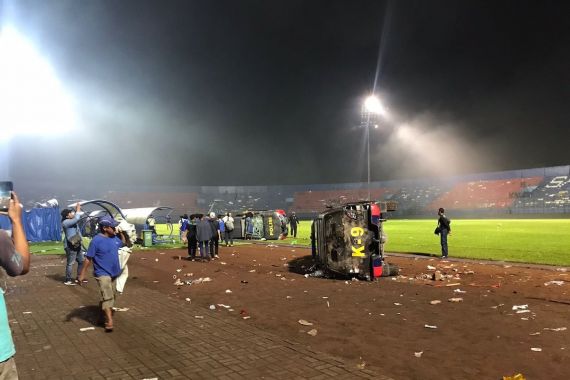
left=78, top=216, right=123, bottom=332
left=208, top=212, right=220, bottom=259
left=436, top=207, right=451, bottom=259
left=0, top=192, right=31, bottom=379
left=61, top=203, right=85, bottom=285
left=222, top=213, right=234, bottom=247
left=183, top=215, right=198, bottom=260
left=288, top=211, right=300, bottom=238
left=218, top=215, right=226, bottom=246
left=196, top=215, right=213, bottom=261
left=146, top=214, right=156, bottom=234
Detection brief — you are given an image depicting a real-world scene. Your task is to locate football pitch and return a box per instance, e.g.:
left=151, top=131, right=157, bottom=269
left=289, top=219, right=570, bottom=266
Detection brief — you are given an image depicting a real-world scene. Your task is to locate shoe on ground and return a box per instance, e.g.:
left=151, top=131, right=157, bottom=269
left=64, top=281, right=77, bottom=286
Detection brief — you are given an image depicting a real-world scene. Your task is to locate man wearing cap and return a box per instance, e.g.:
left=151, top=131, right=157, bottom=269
left=78, top=216, right=124, bottom=332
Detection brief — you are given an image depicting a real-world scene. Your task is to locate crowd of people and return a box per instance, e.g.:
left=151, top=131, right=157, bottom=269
left=180, top=212, right=236, bottom=261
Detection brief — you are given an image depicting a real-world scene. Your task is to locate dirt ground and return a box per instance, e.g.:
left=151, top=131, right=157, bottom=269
left=125, top=243, right=569, bottom=380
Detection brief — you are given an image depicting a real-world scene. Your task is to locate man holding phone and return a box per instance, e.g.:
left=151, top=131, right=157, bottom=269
left=0, top=191, right=31, bottom=379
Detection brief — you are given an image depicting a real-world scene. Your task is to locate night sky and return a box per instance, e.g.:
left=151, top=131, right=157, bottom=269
left=3, top=0, right=569, bottom=187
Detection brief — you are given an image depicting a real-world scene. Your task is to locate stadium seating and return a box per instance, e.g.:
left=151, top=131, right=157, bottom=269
left=429, top=177, right=543, bottom=210
left=291, top=188, right=395, bottom=215
left=513, top=176, right=570, bottom=212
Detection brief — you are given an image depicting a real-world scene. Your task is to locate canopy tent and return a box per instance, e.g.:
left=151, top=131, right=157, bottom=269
left=121, top=207, right=174, bottom=239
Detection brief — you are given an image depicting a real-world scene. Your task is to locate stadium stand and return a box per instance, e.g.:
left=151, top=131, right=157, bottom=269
left=429, top=177, right=543, bottom=211
left=106, top=191, right=198, bottom=216
left=388, top=184, right=448, bottom=216
left=291, top=188, right=395, bottom=216
left=513, top=175, right=570, bottom=213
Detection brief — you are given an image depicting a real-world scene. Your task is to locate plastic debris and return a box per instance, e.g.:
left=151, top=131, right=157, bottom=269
left=544, top=280, right=564, bottom=286
left=544, top=327, right=567, bottom=332
left=530, top=347, right=542, bottom=352
left=430, top=300, right=442, bottom=305
left=307, top=329, right=318, bottom=336
left=516, top=310, right=530, bottom=314
left=225, top=289, right=232, bottom=294
left=427, top=265, right=436, bottom=270
left=176, top=269, right=182, bottom=272
left=529, top=332, right=541, bottom=336
left=453, top=289, right=467, bottom=294
left=22, top=311, right=32, bottom=314
left=155, top=258, right=159, bottom=262
left=80, top=327, right=95, bottom=332
left=414, top=351, right=423, bottom=358
left=298, top=319, right=313, bottom=326
left=209, top=305, right=216, bottom=310
left=220, top=262, right=227, bottom=265
left=424, top=324, right=438, bottom=329
left=242, top=316, right=251, bottom=320
left=512, top=304, right=528, bottom=311
left=394, top=303, right=402, bottom=306
left=112, top=307, right=129, bottom=312
left=217, top=304, right=231, bottom=309
left=448, top=298, right=463, bottom=303
left=502, top=374, right=526, bottom=380
left=249, top=269, right=256, bottom=273
left=286, top=296, right=292, bottom=299
left=185, top=298, right=191, bottom=302
left=194, top=315, right=204, bottom=319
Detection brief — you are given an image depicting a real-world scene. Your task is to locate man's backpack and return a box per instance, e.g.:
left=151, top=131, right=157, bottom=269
left=225, top=218, right=234, bottom=231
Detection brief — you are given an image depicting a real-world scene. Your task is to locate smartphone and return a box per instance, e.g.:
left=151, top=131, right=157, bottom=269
left=0, top=181, right=13, bottom=212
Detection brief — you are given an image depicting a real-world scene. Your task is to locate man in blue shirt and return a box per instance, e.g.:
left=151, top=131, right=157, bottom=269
left=0, top=192, right=31, bottom=379
left=78, top=216, right=123, bottom=332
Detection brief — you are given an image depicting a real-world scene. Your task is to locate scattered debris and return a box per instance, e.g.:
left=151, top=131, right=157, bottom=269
left=241, top=280, right=248, bottom=284
left=427, top=265, right=436, bottom=271
left=173, top=279, right=184, bottom=286
left=112, top=307, right=129, bottom=312
left=79, top=327, right=95, bottom=332
left=512, top=304, right=528, bottom=311
left=453, top=289, right=467, bottom=294
left=414, top=351, right=423, bottom=358
left=394, top=303, right=402, bottom=306
left=298, top=319, right=314, bottom=326
left=242, top=316, right=251, bottom=320
left=424, top=324, right=438, bottom=329
left=448, top=298, right=463, bottom=303
left=530, top=347, right=542, bottom=352
left=529, top=332, right=541, bottom=336
left=430, top=300, right=442, bottom=305
left=356, top=361, right=366, bottom=370
left=217, top=304, right=231, bottom=309
left=307, top=329, right=318, bottom=336
left=432, top=271, right=444, bottom=281
left=502, top=374, right=525, bottom=380
left=544, top=280, right=564, bottom=286
left=209, top=305, right=216, bottom=310
left=155, top=258, right=159, bottom=262
left=176, top=269, right=182, bottom=272
left=445, top=283, right=462, bottom=287
left=555, top=268, right=568, bottom=272
left=249, top=269, right=256, bottom=273
left=225, top=289, right=232, bottom=294
left=185, top=298, right=191, bottom=302
left=544, top=327, right=567, bottom=332
left=22, top=311, right=32, bottom=314
left=194, top=315, right=204, bottom=319
left=286, top=296, right=293, bottom=299
left=516, top=310, right=530, bottom=314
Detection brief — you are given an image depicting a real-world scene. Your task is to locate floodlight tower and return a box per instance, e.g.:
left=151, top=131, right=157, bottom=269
left=361, top=95, right=387, bottom=201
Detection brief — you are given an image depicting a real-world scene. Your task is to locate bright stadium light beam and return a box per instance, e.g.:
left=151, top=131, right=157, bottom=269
left=364, top=95, right=388, bottom=118
left=0, top=26, right=76, bottom=142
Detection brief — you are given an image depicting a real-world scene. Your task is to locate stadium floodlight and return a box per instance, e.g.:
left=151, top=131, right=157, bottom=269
left=364, top=95, right=388, bottom=117
left=0, top=26, right=76, bottom=141
left=362, top=94, right=389, bottom=200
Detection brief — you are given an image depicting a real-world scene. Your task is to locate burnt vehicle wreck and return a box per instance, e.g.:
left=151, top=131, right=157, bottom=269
left=311, top=201, right=399, bottom=281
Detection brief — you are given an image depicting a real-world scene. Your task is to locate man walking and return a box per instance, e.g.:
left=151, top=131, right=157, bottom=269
left=0, top=191, right=31, bottom=379
left=436, top=207, right=451, bottom=259
left=78, top=216, right=123, bottom=332
left=183, top=215, right=198, bottom=260
left=196, top=215, right=213, bottom=261
left=288, top=211, right=300, bottom=238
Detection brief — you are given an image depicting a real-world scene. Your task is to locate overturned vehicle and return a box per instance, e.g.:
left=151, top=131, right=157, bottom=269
left=311, top=201, right=399, bottom=281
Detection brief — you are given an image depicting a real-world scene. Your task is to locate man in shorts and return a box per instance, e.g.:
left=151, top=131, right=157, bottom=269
left=78, top=216, right=123, bottom=332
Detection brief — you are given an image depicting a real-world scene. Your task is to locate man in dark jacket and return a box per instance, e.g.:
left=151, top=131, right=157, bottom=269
left=436, top=207, right=451, bottom=259
left=182, top=215, right=198, bottom=260
left=208, top=212, right=220, bottom=259
left=196, top=215, right=213, bottom=261
left=288, top=212, right=300, bottom=238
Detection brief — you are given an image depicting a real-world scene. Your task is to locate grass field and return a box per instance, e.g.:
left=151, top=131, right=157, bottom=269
left=29, top=219, right=570, bottom=266
left=285, top=219, right=570, bottom=266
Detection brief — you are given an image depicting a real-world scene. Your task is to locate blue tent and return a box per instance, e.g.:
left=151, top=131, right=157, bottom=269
left=0, top=207, right=62, bottom=242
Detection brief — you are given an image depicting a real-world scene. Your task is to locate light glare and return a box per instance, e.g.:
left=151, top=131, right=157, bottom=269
left=0, top=26, right=76, bottom=140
